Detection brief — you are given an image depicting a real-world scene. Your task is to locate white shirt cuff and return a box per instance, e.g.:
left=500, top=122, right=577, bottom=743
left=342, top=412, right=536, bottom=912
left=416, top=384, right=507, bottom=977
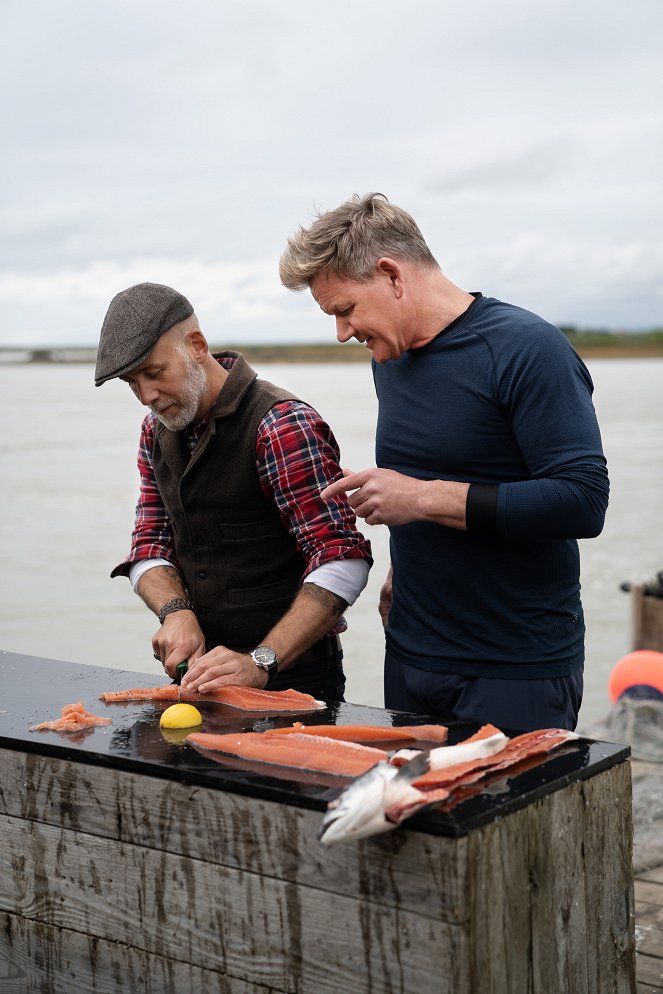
left=304, top=558, right=370, bottom=606
left=129, top=558, right=179, bottom=592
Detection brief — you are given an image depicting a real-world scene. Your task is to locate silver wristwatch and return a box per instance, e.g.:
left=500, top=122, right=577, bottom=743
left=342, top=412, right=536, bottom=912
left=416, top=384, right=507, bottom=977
left=250, top=646, right=279, bottom=679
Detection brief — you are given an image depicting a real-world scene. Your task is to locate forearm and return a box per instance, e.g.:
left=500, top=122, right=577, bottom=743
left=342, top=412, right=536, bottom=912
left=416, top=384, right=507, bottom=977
left=261, top=583, right=348, bottom=670
left=135, top=564, right=190, bottom=617
left=418, top=479, right=469, bottom=530
left=404, top=470, right=608, bottom=539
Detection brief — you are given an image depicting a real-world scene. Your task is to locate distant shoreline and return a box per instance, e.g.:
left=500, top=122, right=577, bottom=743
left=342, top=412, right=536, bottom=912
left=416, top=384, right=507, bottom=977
left=1, top=333, right=663, bottom=365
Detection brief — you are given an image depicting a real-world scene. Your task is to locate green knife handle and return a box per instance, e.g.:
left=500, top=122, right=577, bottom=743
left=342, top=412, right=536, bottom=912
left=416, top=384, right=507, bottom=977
left=175, top=661, right=188, bottom=685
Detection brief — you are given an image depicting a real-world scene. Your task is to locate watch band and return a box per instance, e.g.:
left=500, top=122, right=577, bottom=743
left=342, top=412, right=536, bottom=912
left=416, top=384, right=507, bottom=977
left=158, top=597, right=194, bottom=625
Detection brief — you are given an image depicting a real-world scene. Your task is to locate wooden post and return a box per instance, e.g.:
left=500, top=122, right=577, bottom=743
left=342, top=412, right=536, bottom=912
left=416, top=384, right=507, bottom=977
left=632, top=584, right=663, bottom=652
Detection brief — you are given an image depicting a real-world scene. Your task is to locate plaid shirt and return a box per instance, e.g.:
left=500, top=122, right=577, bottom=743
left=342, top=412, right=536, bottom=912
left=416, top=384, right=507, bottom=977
left=115, top=359, right=372, bottom=588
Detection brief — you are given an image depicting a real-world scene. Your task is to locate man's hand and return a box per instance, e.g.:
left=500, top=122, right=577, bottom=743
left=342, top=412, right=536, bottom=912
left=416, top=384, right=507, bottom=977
left=321, top=467, right=427, bottom=526
left=379, top=566, right=393, bottom=627
left=321, top=468, right=468, bottom=529
left=180, top=647, right=268, bottom=694
left=152, top=611, right=205, bottom=678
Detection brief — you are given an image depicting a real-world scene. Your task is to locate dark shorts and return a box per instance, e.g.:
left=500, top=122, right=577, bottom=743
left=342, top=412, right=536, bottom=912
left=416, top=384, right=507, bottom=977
left=266, top=635, right=345, bottom=702
left=384, top=647, right=583, bottom=732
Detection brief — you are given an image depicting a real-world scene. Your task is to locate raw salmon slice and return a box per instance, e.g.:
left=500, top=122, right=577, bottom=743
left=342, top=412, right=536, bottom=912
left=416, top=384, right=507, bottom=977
left=412, top=727, right=577, bottom=790
left=208, top=686, right=326, bottom=712
left=30, top=701, right=113, bottom=733
left=99, top=685, right=180, bottom=702
left=99, top=684, right=326, bottom=712
left=187, top=731, right=387, bottom=777
left=264, top=722, right=448, bottom=743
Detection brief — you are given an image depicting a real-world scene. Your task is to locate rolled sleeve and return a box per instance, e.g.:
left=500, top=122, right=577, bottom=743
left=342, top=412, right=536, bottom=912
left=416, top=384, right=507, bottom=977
left=110, top=412, right=180, bottom=578
left=255, top=402, right=372, bottom=578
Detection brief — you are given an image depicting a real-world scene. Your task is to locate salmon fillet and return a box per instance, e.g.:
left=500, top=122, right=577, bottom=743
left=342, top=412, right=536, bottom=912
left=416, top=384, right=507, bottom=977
left=30, top=701, right=113, bottom=733
left=99, top=684, right=326, bottom=712
left=412, top=727, right=576, bottom=790
left=186, top=731, right=387, bottom=776
left=263, top=721, right=448, bottom=743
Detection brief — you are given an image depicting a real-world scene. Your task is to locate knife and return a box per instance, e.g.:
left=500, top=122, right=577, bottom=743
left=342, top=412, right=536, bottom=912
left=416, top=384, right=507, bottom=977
left=175, top=661, right=188, bottom=703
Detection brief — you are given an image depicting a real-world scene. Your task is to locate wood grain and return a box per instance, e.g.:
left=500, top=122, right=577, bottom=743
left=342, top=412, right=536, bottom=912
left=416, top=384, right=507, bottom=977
left=0, top=746, right=636, bottom=994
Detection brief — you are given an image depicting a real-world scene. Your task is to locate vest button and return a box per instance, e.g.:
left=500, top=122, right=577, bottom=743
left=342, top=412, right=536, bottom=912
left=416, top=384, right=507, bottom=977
left=198, top=607, right=208, bottom=618
left=197, top=571, right=208, bottom=582
left=195, top=537, right=205, bottom=549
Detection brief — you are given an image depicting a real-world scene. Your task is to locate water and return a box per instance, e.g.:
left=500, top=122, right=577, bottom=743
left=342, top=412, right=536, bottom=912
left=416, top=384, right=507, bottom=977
left=1, top=358, right=662, bottom=729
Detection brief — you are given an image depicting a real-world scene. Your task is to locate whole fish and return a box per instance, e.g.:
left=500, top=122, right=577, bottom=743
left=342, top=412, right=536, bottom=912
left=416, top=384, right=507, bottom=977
left=319, top=730, right=508, bottom=845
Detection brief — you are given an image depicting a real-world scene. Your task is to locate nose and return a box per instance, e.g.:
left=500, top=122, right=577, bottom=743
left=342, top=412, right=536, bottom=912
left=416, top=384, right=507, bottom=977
left=133, top=378, right=159, bottom=407
left=335, top=316, right=354, bottom=343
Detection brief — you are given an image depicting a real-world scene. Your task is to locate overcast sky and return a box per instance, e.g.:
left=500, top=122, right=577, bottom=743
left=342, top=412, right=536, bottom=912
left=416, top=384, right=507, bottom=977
left=1, top=0, right=662, bottom=346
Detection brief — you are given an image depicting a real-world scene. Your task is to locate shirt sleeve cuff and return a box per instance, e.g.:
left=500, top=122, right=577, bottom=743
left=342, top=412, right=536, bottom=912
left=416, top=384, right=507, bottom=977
left=128, top=558, right=181, bottom=592
left=304, top=558, right=371, bottom=605
left=466, top=484, right=499, bottom=535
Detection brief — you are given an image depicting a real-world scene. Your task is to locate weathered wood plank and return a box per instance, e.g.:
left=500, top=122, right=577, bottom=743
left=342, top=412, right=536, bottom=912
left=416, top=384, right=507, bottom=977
left=638, top=883, right=663, bottom=907
left=0, top=813, right=463, bottom=994
left=637, top=982, right=663, bottom=994
left=0, top=746, right=636, bottom=993
left=0, top=747, right=468, bottom=924
left=526, top=779, right=591, bottom=994
left=582, top=761, right=636, bottom=994
left=464, top=762, right=633, bottom=994
left=467, top=805, right=532, bottom=994
left=0, top=910, right=275, bottom=994
left=637, top=923, right=663, bottom=959
left=637, top=902, right=663, bottom=930
left=637, top=954, right=663, bottom=990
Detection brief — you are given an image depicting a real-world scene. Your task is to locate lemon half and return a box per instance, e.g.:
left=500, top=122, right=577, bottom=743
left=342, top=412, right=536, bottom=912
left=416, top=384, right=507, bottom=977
left=159, top=703, right=203, bottom=729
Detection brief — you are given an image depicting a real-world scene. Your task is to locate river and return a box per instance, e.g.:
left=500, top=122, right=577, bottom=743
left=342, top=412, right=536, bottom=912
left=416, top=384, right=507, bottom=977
left=1, top=357, right=662, bottom=729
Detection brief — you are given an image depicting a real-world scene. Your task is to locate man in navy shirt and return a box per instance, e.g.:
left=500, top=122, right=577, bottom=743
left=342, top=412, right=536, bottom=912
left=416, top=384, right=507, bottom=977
left=280, top=193, right=609, bottom=732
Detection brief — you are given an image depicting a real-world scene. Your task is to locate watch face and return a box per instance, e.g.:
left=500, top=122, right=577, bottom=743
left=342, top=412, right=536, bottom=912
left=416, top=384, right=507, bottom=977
left=252, top=647, right=277, bottom=670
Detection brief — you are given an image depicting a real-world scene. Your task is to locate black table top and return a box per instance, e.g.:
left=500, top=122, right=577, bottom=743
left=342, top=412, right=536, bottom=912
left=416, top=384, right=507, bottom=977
left=0, top=649, right=630, bottom=838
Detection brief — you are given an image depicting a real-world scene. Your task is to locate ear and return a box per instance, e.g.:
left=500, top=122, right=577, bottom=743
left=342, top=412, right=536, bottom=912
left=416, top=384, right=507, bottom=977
left=376, top=257, right=404, bottom=299
left=186, top=329, right=209, bottom=362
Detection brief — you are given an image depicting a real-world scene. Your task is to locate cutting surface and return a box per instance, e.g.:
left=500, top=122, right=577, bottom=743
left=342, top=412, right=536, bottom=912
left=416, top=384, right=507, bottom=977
left=0, top=648, right=629, bottom=837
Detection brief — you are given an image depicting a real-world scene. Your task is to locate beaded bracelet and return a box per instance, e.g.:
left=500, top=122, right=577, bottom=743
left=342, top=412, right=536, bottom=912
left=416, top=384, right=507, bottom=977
left=158, top=597, right=194, bottom=625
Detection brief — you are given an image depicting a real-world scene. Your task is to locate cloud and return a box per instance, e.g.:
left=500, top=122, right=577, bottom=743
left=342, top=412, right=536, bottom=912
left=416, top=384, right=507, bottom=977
left=426, top=138, right=580, bottom=195
left=0, top=256, right=328, bottom=346
left=448, top=234, right=663, bottom=329
left=1, top=0, right=662, bottom=341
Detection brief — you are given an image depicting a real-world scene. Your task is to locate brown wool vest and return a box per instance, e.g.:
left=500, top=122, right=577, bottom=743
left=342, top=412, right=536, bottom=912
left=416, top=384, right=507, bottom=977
left=152, top=353, right=306, bottom=650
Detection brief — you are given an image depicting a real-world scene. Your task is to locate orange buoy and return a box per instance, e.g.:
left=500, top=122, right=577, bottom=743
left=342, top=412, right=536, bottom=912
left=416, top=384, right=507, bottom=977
left=608, top=650, right=663, bottom=702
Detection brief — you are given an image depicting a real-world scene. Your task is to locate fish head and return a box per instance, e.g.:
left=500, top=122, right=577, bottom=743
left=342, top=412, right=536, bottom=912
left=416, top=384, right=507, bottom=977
left=318, top=757, right=434, bottom=845
left=318, top=761, right=400, bottom=845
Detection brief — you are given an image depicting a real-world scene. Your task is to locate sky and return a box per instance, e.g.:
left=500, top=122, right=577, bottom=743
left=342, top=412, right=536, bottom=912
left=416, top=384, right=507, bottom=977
left=1, top=0, right=662, bottom=347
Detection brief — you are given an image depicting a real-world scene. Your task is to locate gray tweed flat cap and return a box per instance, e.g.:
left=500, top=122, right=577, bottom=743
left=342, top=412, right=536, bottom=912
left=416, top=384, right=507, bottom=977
left=95, top=282, right=194, bottom=386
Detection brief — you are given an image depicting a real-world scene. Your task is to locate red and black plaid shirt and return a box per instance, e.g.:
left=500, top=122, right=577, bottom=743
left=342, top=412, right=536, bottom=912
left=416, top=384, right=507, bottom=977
left=115, top=358, right=372, bottom=585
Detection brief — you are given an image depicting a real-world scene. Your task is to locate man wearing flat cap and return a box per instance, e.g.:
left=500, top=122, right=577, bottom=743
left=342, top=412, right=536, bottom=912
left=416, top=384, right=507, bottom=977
left=96, top=282, right=372, bottom=699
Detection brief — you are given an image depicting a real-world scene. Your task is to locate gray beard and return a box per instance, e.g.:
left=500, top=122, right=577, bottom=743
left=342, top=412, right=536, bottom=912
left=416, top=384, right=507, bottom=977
left=152, top=355, right=207, bottom=431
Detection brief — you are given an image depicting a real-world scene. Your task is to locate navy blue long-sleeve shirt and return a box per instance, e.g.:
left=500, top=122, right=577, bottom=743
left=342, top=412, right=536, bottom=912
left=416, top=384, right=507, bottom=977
left=373, top=294, right=609, bottom=679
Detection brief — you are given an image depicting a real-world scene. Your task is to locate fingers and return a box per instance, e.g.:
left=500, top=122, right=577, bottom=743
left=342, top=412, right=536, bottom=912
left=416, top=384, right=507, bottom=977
left=163, top=639, right=205, bottom=678
left=180, top=647, right=251, bottom=692
left=320, top=468, right=369, bottom=502
left=179, top=653, right=209, bottom=686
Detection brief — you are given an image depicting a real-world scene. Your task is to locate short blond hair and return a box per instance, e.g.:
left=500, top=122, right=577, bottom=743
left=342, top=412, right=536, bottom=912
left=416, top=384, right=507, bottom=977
left=279, top=192, right=439, bottom=290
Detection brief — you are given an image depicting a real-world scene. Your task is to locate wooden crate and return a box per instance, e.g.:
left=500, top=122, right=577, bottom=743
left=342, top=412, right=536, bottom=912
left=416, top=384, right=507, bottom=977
left=0, top=746, right=635, bottom=994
